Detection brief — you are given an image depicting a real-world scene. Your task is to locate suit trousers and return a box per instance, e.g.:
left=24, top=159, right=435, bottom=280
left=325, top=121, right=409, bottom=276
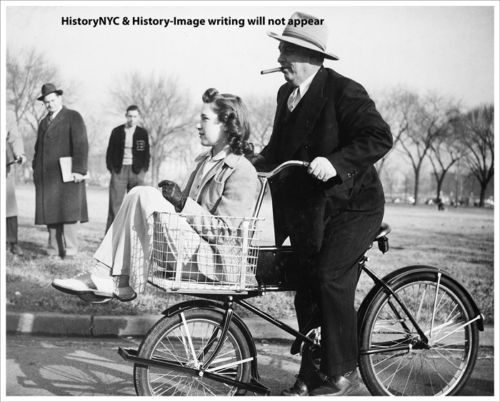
left=6, top=216, right=17, bottom=244
left=47, top=223, right=78, bottom=257
left=106, top=165, right=146, bottom=232
left=292, top=207, right=384, bottom=380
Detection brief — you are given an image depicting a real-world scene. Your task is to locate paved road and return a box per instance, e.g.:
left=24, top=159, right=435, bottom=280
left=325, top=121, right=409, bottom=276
left=5, top=334, right=494, bottom=397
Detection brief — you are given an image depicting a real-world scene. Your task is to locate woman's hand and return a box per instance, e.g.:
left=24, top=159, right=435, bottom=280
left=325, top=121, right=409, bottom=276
left=158, top=180, right=187, bottom=212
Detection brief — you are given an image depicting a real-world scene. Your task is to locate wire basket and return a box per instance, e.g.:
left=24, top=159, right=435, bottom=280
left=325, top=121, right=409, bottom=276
left=148, top=211, right=261, bottom=294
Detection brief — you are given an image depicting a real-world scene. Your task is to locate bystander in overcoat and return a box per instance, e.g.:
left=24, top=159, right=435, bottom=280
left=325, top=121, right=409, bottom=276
left=33, top=106, right=89, bottom=225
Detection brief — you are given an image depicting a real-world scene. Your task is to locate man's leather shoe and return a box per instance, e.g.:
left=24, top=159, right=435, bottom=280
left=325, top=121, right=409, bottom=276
left=9, top=243, right=24, bottom=256
left=309, top=370, right=360, bottom=396
left=281, top=378, right=309, bottom=396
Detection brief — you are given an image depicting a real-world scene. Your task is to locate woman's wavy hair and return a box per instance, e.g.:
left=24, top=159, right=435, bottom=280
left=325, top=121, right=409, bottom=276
left=202, top=88, right=254, bottom=156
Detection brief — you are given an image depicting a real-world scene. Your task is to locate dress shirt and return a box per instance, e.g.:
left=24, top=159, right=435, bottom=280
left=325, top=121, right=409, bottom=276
left=123, top=125, right=135, bottom=165
left=287, top=71, right=317, bottom=111
left=48, top=106, right=63, bottom=123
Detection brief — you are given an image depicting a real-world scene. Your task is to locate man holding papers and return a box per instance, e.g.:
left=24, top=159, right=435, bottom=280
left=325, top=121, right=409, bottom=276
left=33, top=83, right=89, bottom=258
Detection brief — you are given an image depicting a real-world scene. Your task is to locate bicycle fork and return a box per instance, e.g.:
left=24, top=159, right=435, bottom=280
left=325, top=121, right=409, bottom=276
left=118, top=297, right=270, bottom=395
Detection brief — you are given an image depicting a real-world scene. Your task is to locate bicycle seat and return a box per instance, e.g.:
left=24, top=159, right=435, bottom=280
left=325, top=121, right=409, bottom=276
left=375, top=223, right=391, bottom=240
left=374, top=223, right=391, bottom=253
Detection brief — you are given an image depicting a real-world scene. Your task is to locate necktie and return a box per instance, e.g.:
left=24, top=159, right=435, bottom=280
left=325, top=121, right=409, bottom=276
left=48, top=112, right=54, bottom=124
left=287, top=87, right=300, bottom=112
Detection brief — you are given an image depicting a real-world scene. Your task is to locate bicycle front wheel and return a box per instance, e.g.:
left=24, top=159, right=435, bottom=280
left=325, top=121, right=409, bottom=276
left=359, top=271, right=480, bottom=396
left=134, top=309, right=252, bottom=396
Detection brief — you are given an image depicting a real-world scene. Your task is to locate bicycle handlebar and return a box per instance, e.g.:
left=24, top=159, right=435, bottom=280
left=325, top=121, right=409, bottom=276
left=257, top=160, right=309, bottom=179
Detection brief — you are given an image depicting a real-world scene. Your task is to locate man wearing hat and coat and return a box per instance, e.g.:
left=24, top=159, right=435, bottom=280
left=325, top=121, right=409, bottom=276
left=252, top=12, right=393, bottom=396
left=33, top=83, right=89, bottom=258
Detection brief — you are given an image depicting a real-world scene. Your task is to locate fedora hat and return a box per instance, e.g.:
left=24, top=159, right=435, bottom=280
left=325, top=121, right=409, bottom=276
left=267, top=11, right=339, bottom=60
left=37, top=83, right=63, bottom=101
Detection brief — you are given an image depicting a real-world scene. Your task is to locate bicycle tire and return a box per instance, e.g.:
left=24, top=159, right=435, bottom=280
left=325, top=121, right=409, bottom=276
left=134, top=309, right=252, bottom=396
left=359, top=271, right=479, bottom=396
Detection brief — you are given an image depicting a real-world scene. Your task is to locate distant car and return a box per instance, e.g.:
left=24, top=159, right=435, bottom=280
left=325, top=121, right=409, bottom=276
left=485, top=197, right=494, bottom=207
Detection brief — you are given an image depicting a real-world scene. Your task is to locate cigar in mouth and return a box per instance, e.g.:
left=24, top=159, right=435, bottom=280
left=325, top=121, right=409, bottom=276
left=260, top=67, right=284, bottom=75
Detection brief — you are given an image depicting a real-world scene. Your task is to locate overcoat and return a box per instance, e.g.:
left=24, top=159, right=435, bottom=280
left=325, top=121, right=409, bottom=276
left=6, top=121, right=25, bottom=217
left=258, top=67, right=393, bottom=249
left=33, top=107, right=89, bottom=225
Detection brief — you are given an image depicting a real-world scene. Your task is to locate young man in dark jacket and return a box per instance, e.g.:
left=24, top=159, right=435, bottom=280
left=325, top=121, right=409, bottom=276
left=105, top=105, right=150, bottom=232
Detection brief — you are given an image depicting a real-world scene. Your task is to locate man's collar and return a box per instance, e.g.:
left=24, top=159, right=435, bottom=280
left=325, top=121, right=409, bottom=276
left=50, top=105, right=63, bottom=117
left=297, top=69, right=319, bottom=96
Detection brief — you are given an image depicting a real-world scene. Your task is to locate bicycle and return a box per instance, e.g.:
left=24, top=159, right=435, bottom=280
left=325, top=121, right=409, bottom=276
left=118, top=160, right=484, bottom=396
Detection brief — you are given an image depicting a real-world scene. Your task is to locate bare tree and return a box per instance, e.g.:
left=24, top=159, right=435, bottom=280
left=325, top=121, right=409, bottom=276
left=245, top=95, right=275, bottom=153
left=7, top=48, right=58, bottom=133
left=459, top=105, right=494, bottom=207
left=376, top=87, right=417, bottom=175
left=399, top=93, right=454, bottom=204
left=427, top=108, right=465, bottom=201
left=7, top=47, right=78, bottom=166
left=111, top=72, right=195, bottom=184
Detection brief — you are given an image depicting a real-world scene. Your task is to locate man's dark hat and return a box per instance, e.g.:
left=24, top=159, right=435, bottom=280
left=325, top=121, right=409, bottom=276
left=37, top=83, right=63, bottom=101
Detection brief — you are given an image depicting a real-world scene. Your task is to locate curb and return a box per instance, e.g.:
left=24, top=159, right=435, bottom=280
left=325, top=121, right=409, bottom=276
left=6, top=312, right=495, bottom=346
left=6, top=311, right=297, bottom=340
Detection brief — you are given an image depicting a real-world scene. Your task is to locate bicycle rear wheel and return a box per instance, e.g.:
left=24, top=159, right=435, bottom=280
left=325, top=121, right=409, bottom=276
left=134, top=309, right=251, bottom=396
left=359, top=271, right=479, bottom=396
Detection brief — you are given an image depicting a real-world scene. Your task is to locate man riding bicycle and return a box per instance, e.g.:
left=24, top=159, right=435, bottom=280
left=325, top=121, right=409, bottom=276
left=252, top=11, right=393, bottom=396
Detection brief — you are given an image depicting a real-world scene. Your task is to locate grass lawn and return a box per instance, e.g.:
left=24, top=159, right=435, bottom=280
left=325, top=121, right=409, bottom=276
left=5, top=183, right=495, bottom=324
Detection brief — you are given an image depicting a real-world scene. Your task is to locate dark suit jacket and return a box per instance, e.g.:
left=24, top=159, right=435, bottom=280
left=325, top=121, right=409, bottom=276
left=258, top=67, right=393, bottom=248
left=33, top=107, right=88, bottom=225
left=106, top=125, right=150, bottom=174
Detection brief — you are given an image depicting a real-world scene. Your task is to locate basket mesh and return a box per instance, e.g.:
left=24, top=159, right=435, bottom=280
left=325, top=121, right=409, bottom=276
left=148, top=212, right=260, bottom=293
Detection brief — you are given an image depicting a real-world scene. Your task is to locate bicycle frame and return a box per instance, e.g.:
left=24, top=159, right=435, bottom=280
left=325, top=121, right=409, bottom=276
left=119, top=254, right=484, bottom=394
left=118, top=160, right=484, bottom=396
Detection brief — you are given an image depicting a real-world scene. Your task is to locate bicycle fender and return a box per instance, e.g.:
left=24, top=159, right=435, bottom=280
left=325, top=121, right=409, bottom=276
left=161, top=299, right=262, bottom=380
left=358, top=265, right=484, bottom=333
left=161, top=299, right=225, bottom=317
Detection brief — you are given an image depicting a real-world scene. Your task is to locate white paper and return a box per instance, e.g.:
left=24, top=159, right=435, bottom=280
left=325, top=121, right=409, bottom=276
left=59, top=157, right=90, bottom=182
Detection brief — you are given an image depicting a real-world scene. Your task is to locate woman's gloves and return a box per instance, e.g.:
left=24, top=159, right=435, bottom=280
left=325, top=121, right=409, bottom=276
left=158, top=180, right=187, bottom=212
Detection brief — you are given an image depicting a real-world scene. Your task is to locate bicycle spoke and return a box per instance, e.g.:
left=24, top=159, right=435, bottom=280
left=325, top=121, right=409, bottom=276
left=373, top=322, right=409, bottom=336
left=383, top=355, right=410, bottom=389
left=206, top=356, right=254, bottom=373
left=415, top=283, right=428, bottom=322
left=432, top=347, right=462, bottom=370
left=181, top=313, right=200, bottom=367
left=429, top=273, right=442, bottom=339
left=401, top=362, right=414, bottom=395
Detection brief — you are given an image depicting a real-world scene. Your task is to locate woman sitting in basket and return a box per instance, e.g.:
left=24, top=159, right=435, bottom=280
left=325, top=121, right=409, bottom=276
left=52, top=88, right=259, bottom=302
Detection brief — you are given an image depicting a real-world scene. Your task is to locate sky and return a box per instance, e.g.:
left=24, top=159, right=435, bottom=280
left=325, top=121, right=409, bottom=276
left=3, top=1, right=496, bottom=123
